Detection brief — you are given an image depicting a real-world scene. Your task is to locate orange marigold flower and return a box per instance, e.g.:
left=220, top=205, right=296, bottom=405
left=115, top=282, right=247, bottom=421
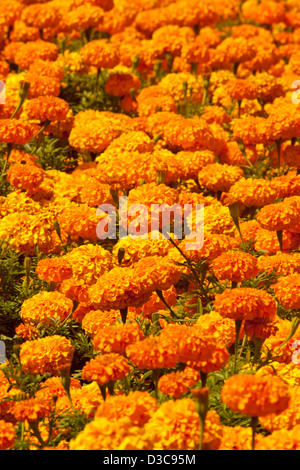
left=158, top=368, right=200, bottom=398
left=69, top=416, right=153, bottom=450
left=259, top=387, right=300, bottom=433
left=57, top=203, right=105, bottom=243
left=187, top=345, right=230, bottom=374
left=20, top=335, right=74, bottom=376
left=126, top=335, right=179, bottom=370
left=26, top=73, right=61, bottom=98
left=159, top=323, right=217, bottom=363
left=244, top=319, right=278, bottom=340
left=254, top=228, right=300, bottom=254
left=132, top=255, right=183, bottom=292
left=198, top=163, right=244, bottom=193
left=15, top=322, right=39, bottom=341
left=81, top=353, right=130, bottom=386
left=6, top=163, right=45, bottom=191
left=255, top=425, right=300, bottom=450
left=211, top=250, right=258, bottom=283
left=214, top=287, right=277, bottom=322
left=227, top=177, right=278, bottom=207
left=0, top=119, right=36, bottom=145
left=21, top=2, right=61, bottom=29
left=92, top=322, right=145, bottom=355
left=24, top=96, right=69, bottom=122
left=226, top=79, right=258, bottom=101
left=20, top=291, right=73, bottom=326
left=217, top=36, right=257, bottom=64
left=65, top=4, right=104, bottom=31
left=144, top=398, right=200, bottom=450
left=257, top=252, right=300, bottom=276
left=28, top=59, right=65, bottom=81
left=267, top=173, right=300, bottom=199
left=256, top=199, right=300, bottom=232
left=221, top=373, right=290, bottom=417
left=196, top=310, right=237, bottom=347
left=282, top=145, right=300, bottom=169
left=105, top=68, right=141, bottom=97
left=219, top=141, right=259, bottom=166
left=219, top=425, right=261, bottom=450
left=80, top=39, right=120, bottom=69
left=241, top=0, right=286, bottom=25
left=136, top=86, right=177, bottom=117
left=65, top=243, right=114, bottom=286
left=163, top=116, right=215, bottom=151
left=35, top=256, right=73, bottom=283
left=159, top=72, right=204, bottom=103
left=11, top=397, right=52, bottom=423
left=13, top=40, right=59, bottom=70
left=95, top=391, right=158, bottom=426
left=87, top=266, right=152, bottom=311
left=81, top=309, right=121, bottom=338
left=0, top=420, right=16, bottom=450
left=112, top=234, right=173, bottom=267
left=272, top=274, right=300, bottom=310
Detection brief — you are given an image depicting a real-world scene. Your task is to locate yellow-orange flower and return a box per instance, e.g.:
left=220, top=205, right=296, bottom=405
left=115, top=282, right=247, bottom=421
left=211, top=250, right=258, bottom=283
left=221, top=373, right=290, bottom=417
left=81, top=353, right=130, bottom=386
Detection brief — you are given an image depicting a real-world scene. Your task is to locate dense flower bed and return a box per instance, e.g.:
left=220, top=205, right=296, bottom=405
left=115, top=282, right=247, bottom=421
left=1, top=0, right=300, bottom=451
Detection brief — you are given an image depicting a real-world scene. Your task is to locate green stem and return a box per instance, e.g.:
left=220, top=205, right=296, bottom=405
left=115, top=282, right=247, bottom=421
left=234, top=319, right=243, bottom=373
left=250, top=416, right=258, bottom=450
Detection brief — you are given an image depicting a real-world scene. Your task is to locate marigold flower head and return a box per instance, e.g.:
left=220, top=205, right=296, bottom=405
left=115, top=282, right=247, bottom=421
left=95, top=391, right=158, bottom=426
left=133, top=255, right=183, bottom=292
left=227, top=177, right=278, bottom=207
left=254, top=228, right=300, bottom=254
left=92, top=322, right=145, bottom=355
left=21, top=3, right=61, bottom=29
left=20, top=290, right=73, bottom=326
left=144, top=398, right=200, bottom=450
left=221, top=373, right=290, bottom=417
left=69, top=416, right=152, bottom=450
left=242, top=0, right=286, bottom=25
left=257, top=252, right=300, bottom=276
left=13, top=40, right=59, bottom=70
left=211, top=250, right=258, bottom=283
left=136, top=86, right=177, bottom=117
left=259, top=387, right=300, bottom=433
left=198, top=163, right=244, bottom=194
left=159, top=323, right=217, bottom=363
left=196, top=310, right=237, bottom=346
left=20, top=335, right=74, bottom=376
left=11, top=397, right=52, bottom=423
left=24, top=96, right=69, bottom=122
left=163, top=116, right=215, bottom=151
left=264, top=173, right=300, bottom=200
left=88, top=265, right=153, bottom=310
left=65, top=4, right=104, bottom=31
left=282, top=145, right=300, bottom=169
left=80, top=39, right=120, bottom=69
left=81, top=353, right=130, bottom=386
left=158, top=368, right=200, bottom=398
left=26, top=73, right=61, bottom=98
left=187, top=345, right=230, bottom=374
left=57, top=203, right=105, bottom=243
left=272, top=274, right=300, bottom=310
left=0, top=420, right=16, bottom=450
left=244, top=319, right=278, bottom=340
left=226, top=79, right=258, bottom=101
left=81, top=309, right=121, bottom=338
left=217, top=36, right=257, bottom=64
left=0, top=119, right=37, bottom=145
left=219, top=425, right=260, bottom=450
left=214, top=287, right=277, bottom=322
left=256, top=199, right=300, bottom=232
left=6, top=162, right=45, bottom=191
left=219, top=141, right=259, bottom=166
left=105, top=68, right=141, bottom=97
left=28, top=58, right=65, bottom=81
left=159, top=72, right=204, bottom=103
left=256, top=425, right=300, bottom=450
left=112, top=234, right=173, bottom=267
left=126, top=335, right=179, bottom=370
left=65, top=243, right=114, bottom=286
